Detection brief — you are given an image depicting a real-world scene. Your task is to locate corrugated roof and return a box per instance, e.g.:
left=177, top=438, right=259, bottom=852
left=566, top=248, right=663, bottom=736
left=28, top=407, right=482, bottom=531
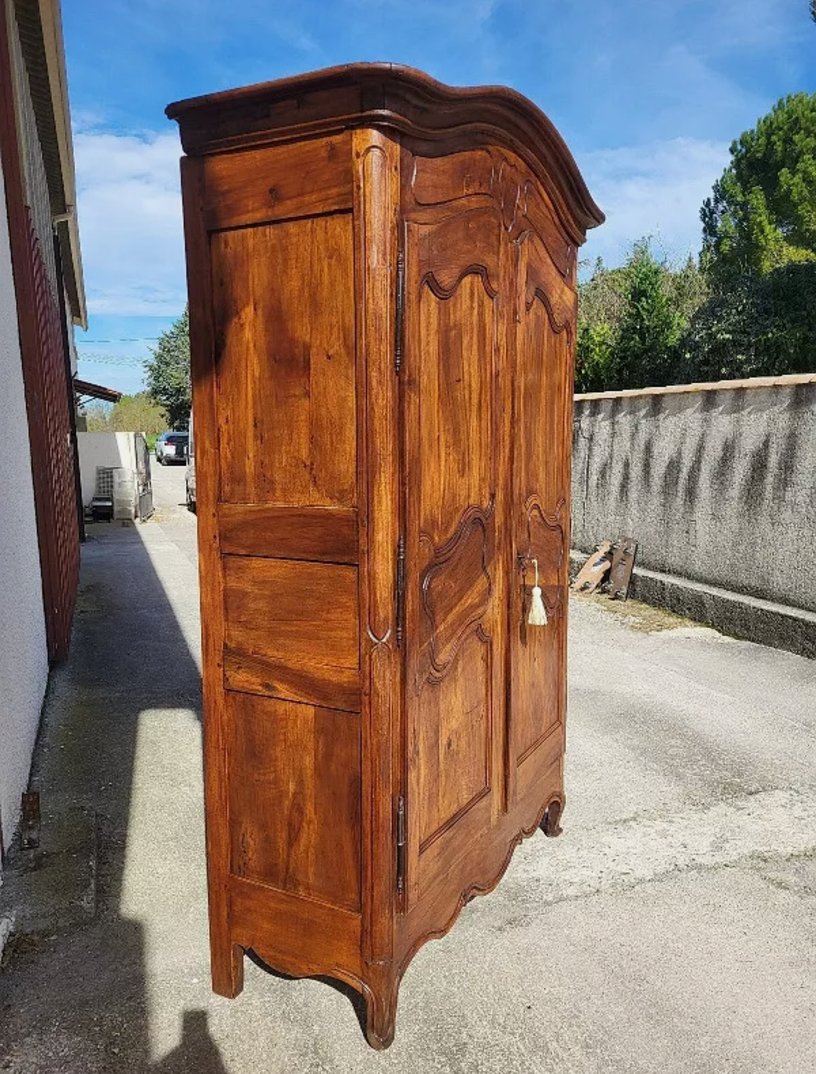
left=74, top=378, right=122, bottom=404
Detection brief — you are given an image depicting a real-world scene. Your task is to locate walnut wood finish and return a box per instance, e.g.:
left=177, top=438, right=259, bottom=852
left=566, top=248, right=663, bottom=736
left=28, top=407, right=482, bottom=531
left=169, top=63, right=602, bottom=1050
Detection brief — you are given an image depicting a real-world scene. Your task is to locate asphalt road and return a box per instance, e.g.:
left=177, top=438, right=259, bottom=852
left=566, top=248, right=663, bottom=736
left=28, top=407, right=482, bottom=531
left=0, top=460, right=814, bottom=1073
left=149, top=454, right=199, bottom=565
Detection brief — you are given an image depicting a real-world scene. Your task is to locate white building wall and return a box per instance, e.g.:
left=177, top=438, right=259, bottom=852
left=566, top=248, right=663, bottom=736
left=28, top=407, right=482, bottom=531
left=77, top=431, right=138, bottom=506
left=0, top=155, right=49, bottom=857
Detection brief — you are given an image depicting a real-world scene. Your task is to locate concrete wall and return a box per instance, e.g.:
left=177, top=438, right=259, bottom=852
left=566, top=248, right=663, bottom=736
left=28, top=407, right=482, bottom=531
left=0, top=155, right=49, bottom=857
left=77, top=432, right=137, bottom=507
left=572, top=376, right=816, bottom=625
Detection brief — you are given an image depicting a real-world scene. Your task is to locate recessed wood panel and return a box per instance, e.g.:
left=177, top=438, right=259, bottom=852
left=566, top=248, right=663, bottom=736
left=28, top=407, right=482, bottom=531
left=211, top=213, right=356, bottom=507
left=420, top=505, right=493, bottom=681
left=509, top=275, right=570, bottom=781
left=417, top=632, right=491, bottom=850
left=410, top=147, right=496, bottom=206
left=511, top=601, right=564, bottom=763
left=202, top=134, right=352, bottom=230
left=410, top=147, right=574, bottom=279
left=514, top=299, right=571, bottom=537
left=227, top=693, right=361, bottom=911
left=223, top=556, right=360, bottom=711
left=514, top=721, right=563, bottom=803
left=217, top=504, right=358, bottom=563
left=417, top=270, right=495, bottom=544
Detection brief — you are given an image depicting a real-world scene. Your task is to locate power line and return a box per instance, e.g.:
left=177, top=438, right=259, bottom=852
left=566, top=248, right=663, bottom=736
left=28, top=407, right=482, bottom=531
left=79, top=336, right=161, bottom=343
left=77, top=353, right=147, bottom=366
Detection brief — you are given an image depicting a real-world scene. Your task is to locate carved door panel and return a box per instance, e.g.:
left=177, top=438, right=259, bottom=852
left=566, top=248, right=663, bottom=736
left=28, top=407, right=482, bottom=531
left=508, top=230, right=576, bottom=804
left=401, top=203, right=507, bottom=910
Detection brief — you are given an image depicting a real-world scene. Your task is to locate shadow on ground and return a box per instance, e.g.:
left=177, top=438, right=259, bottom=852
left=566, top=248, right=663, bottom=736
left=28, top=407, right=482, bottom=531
left=3, top=482, right=816, bottom=1073
left=0, top=520, right=228, bottom=1073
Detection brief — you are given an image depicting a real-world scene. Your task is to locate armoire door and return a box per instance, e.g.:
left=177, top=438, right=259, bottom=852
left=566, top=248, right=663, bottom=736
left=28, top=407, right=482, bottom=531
left=507, top=227, right=576, bottom=807
left=401, top=198, right=509, bottom=911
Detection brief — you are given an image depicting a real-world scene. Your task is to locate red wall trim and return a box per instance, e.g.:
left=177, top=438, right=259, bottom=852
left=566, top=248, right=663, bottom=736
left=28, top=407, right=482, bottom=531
left=0, top=0, right=79, bottom=663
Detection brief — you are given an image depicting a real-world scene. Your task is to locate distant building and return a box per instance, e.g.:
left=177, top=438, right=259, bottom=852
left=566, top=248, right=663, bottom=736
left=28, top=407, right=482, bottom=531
left=0, top=0, right=86, bottom=864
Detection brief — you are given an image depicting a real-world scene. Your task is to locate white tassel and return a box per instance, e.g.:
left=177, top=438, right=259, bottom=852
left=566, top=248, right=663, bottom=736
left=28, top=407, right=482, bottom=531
left=528, top=558, right=548, bottom=626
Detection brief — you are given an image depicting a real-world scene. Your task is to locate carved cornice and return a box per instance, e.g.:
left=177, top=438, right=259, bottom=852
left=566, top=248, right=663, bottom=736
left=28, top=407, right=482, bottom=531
left=166, top=63, right=604, bottom=244
left=410, top=148, right=574, bottom=283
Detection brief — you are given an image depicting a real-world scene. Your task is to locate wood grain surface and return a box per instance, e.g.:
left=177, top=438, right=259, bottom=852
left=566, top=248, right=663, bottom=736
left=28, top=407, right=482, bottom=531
left=223, top=556, right=360, bottom=711
left=212, top=213, right=356, bottom=507
left=227, top=692, right=361, bottom=911
left=171, top=64, right=599, bottom=1050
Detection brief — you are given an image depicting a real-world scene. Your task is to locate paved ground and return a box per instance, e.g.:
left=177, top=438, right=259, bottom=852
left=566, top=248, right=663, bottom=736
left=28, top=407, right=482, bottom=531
left=1, top=461, right=815, bottom=1073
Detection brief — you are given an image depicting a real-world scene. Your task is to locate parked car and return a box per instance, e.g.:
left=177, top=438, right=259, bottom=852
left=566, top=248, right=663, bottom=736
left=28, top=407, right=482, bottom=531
left=155, top=431, right=188, bottom=465
left=185, top=412, right=196, bottom=513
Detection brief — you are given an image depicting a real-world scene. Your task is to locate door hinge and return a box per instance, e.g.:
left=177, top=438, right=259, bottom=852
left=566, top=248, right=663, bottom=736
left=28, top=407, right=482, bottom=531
left=395, top=535, right=405, bottom=647
left=396, top=794, right=406, bottom=894
left=394, top=247, right=405, bottom=374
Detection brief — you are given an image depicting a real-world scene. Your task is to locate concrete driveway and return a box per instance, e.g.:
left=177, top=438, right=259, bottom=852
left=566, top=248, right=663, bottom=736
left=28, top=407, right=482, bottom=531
left=1, top=461, right=814, bottom=1073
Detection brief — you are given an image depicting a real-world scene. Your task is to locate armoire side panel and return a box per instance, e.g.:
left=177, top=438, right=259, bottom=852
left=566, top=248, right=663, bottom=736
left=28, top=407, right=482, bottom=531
left=185, top=137, right=365, bottom=999
left=208, top=209, right=363, bottom=913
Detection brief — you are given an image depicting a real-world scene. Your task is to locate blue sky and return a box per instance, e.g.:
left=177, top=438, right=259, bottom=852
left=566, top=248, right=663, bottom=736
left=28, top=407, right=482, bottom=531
left=63, top=0, right=815, bottom=395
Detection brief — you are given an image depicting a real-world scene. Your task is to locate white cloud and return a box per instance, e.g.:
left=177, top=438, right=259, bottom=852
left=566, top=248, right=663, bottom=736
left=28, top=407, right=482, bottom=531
left=73, top=128, right=185, bottom=317
left=72, top=124, right=729, bottom=313
left=690, top=0, right=804, bottom=54
left=578, top=137, right=730, bottom=268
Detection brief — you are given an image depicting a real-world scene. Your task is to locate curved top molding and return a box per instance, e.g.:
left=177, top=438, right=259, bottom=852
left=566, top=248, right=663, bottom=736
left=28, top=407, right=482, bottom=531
left=166, top=63, right=604, bottom=241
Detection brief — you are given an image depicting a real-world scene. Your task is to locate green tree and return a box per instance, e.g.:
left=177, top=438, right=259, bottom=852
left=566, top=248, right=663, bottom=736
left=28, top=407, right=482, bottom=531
left=680, top=261, right=816, bottom=381
left=664, top=255, right=709, bottom=325
left=701, top=93, right=816, bottom=284
left=577, top=257, right=629, bottom=332
left=109, top=392, right=168, bottom=434
left=144, top=308, right=191, bottom=429
left=610, top=242, right=683, bottom=388
left=577, top=244, right=708, bottom=391
left=575, top=321, right=615, bottom=393
left=84, top=402, right=111, bottom=431
left=576, top=257, right=629, bottom=392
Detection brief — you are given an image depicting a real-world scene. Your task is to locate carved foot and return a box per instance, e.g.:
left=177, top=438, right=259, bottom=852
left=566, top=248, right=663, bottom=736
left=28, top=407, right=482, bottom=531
left=363, top=979, right=398, bottom=1050
left=211, top=941, right=245, bottom=998
left=541, top=796, right=564, bottom=838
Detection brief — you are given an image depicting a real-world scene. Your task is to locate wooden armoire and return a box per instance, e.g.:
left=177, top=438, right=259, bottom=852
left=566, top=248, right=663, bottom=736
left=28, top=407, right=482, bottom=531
left=168, top=64, right=602, bottom=1049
